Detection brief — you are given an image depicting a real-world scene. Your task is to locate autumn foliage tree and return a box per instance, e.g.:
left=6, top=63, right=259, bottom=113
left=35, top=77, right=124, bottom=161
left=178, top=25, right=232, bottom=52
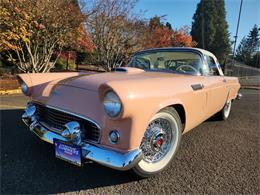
left=86, top=0, right=144, bottom=71
left=1, top=0, right=198, bottom=72
left=143, top=16, right=196, bottom=49
left=0, top=0, right=94, bottom=73
left=87, top=8, right=196, bottom=71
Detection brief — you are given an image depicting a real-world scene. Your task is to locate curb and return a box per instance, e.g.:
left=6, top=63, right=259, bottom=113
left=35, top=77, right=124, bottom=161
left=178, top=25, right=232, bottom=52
left=241, top=86, right=260, bottom=90
left=0, top=89, right=21, bottom=95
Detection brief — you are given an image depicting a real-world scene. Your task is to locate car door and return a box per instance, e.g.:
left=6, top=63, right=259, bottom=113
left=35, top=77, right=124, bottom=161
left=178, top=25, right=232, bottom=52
left=203, top=55, right=229, bottom=116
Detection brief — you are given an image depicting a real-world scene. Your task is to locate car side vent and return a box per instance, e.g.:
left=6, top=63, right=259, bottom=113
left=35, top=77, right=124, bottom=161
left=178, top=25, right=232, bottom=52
left=113, top=67, right=128, bottom=72
left=113, top=67, right=144, bottom=74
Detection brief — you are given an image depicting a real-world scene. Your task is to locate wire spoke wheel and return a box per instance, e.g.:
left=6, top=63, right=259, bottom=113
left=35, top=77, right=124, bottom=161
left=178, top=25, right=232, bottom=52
left=133, top=107, right=182, bottom=177
left=140, top=118, right=173, bottom=163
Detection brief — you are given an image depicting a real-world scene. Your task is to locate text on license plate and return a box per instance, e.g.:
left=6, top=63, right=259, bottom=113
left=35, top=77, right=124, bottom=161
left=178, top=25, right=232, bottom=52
left=54, top=139, right=82, bottom=166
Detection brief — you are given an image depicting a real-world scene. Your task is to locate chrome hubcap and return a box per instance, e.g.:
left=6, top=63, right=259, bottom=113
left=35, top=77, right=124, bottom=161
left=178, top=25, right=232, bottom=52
left=140, top=118, right=173, bottom=163
left=152, top=132, right=164, bottom=152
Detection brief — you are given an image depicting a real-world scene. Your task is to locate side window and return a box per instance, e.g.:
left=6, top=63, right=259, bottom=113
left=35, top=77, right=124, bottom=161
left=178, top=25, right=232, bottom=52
left=206, top=55, right=220, bottom=76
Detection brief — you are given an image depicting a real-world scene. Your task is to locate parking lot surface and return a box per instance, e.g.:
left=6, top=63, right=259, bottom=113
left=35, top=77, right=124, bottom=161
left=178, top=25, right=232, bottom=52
left=0, top=90, right=259, bottom=194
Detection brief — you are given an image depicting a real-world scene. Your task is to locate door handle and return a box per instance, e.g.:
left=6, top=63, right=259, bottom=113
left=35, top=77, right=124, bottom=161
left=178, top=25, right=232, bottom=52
left=191, top=84, right=204, bottom=91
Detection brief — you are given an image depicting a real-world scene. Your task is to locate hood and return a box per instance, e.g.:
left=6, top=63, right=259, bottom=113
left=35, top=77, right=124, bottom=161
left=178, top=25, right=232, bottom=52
left=57, top=67, right=187, bottom=91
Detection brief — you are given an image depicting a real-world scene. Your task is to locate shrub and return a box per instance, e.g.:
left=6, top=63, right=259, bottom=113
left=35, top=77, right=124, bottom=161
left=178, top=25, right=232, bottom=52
left=54, top=58, right=76, bottom=71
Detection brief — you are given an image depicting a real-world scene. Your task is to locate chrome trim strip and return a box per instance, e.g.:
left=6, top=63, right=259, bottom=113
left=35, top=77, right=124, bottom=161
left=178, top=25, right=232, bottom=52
left=40, top=121, right=63, bottom=134
left=23, top=119, right=142, bottom=171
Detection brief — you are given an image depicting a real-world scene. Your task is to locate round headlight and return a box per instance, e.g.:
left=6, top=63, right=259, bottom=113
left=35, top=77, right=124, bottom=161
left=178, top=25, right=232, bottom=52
left=103, top=91, right=122, bottom=118
left=21, top=82, right=28, bottom=95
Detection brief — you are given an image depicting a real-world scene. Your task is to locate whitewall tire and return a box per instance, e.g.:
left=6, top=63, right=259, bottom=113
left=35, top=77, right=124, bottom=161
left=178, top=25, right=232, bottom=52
left=132, top=107, right=182, bottom=178
left=216, top=100, right=232, bottom=120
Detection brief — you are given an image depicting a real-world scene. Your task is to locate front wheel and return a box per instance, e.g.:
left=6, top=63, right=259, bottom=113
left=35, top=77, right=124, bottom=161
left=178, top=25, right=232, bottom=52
left=132, top=107, right=182, bottom=178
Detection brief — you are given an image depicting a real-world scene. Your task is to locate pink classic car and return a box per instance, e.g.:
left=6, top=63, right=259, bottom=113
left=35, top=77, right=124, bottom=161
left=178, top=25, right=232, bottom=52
left=18, top=48, right=241, bottom=177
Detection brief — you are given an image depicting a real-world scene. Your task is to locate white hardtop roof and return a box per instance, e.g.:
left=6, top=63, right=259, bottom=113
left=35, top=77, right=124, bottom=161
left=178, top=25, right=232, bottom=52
left=137, top=47, right=217, bottom=60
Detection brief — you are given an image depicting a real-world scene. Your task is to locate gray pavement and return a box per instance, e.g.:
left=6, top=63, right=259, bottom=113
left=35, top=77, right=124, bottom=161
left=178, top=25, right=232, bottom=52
left=0, top=90, right=259, bottom=194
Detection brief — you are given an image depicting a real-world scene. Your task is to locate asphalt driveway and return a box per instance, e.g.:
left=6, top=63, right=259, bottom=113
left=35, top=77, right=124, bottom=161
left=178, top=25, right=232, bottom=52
left=0, top=90, right=259, bottom=194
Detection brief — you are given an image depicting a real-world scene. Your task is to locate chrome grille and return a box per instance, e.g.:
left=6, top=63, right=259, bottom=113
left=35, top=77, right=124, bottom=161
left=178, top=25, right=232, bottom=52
left=35, top=103, right=100, bottom=143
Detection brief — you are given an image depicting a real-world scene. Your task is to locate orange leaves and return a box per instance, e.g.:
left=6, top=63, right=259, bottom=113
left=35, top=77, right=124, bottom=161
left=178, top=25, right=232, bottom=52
left=0, top=0, right=93, bottom=52
left=0, top=1, right=32, bottom=51
left=172, top=30, right=196, bottom=47
left=76, top=24, right=95, bottom=51
left=144, top=26, right=173, bottom=48
left=143, top=23, right=197, bottom=49
left=37, top=24, right=45, bottom=30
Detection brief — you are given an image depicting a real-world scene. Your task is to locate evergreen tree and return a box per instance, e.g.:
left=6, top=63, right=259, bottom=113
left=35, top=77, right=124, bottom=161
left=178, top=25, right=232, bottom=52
left=247, top=25, right=260, bottom=54
left=166, top=22, right=172, bottom=30
left=191, top=0, right=231, bottom=63
left=191, top=0, right=217, bottom=51
left=235, top=25, right=260, bottom=66
left=213, top=0, right=231, bottom=63
left=250, top=52, right=260, bottom=68
left=149, top=16, right=164, bottom=30
left=235, top=37, right=247, bottom=62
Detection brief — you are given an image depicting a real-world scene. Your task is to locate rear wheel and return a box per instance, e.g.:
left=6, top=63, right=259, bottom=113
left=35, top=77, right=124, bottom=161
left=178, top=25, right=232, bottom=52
left=215, top=100, right=232, bottom=120
left=132, top=107, right=182, bottom=178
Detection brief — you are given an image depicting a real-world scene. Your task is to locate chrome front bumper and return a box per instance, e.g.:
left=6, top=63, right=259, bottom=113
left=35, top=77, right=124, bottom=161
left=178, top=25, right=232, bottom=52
left=22, top=105, right=142, bottom=171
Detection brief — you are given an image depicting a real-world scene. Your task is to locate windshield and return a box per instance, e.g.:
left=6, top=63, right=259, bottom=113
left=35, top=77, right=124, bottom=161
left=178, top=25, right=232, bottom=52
left=128, top=50, right=204, bottom=75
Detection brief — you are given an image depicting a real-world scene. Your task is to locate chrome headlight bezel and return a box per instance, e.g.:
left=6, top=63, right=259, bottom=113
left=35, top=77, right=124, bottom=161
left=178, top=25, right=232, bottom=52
left=103, top=90, right=122, bottom=118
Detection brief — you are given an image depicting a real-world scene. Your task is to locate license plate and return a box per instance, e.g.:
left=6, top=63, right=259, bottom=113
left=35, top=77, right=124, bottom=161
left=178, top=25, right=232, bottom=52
left=54, top=139, right=82, bottom=166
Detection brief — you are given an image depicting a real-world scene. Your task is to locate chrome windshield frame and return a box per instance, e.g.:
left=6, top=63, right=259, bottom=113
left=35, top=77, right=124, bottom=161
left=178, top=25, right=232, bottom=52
left=128, top=48, right=208, bottom=76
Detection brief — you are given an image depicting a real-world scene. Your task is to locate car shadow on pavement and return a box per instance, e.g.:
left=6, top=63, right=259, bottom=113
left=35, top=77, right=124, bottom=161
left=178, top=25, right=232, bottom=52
left=1, top=109, right=140, bottom=194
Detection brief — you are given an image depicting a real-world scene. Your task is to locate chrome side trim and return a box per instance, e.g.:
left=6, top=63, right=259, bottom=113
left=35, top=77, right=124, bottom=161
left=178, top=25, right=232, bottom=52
left=23, top=120, right=142, bottom=171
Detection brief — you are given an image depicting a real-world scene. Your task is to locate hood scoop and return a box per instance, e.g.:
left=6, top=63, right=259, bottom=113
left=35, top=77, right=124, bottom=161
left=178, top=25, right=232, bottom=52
left=113, top=67, right=144, bottom=74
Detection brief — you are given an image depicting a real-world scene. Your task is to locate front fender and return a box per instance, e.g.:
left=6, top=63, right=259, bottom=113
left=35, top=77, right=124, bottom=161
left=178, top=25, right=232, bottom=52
left=151, top=98, right=186, bottom=120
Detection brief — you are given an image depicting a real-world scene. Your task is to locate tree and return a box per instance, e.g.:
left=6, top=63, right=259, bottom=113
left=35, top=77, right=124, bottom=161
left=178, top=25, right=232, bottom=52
left=191, top=0, right=217, bottom=50
left=166, top=22, right=172, bottom=30
left=0, top=0, right=94, bottom=73
left=148, top=16, right=164, bottom=30
left=213, top=0, right=231, bottom=63
left=235, top=25, right=260, bottom=67
left=250, top=52, right=260, bottom=68
left=191, top=0, right=231, bottom=63
left=172, top=26, right=195, bottom=47
left=143, top=19, right=173, bottom=48
left=143, top=17, right=196, bottom=49
left=86, top=0, right=144, bottom=71
left=235, top=37, right=247, bottom=62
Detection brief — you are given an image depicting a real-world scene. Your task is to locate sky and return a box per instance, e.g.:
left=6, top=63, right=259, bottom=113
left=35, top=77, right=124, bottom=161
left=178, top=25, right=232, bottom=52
left=135, top=0, right=260, bottom=49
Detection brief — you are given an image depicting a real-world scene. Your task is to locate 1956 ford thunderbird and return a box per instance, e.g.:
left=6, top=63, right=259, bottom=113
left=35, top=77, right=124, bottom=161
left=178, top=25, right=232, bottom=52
left=18, top=47, right=241, bottom=177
